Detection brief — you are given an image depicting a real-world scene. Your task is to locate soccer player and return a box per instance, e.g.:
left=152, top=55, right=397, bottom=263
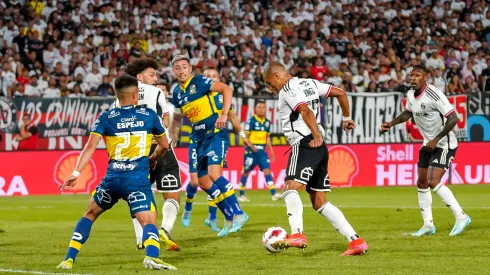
left=238, top=99, right=282, bottom=202
left=57, top=75, right=176, bottom=270
left=123, top=58, right=181, bottom=251
left=381, top=65, right=471, bottom=236
left=263, top=62, right=368, bottom=256
left=171, top=55, right=248, bottom=237
left=180, top=66, right=256, bottom=232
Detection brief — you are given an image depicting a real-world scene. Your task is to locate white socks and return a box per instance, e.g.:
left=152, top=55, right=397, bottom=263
left=418, top=188, right=434, bottom=228
left=161, top=199, right=180, bottom=232
left=283, top=190, right=303, bottom=235
left=132, top=218, right=143, bottom=245
left=433, top=183, right=466, bottom=220
left=317, top=202, right=358, bottom=241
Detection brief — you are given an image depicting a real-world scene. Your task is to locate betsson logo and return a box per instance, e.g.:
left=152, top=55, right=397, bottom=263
left=327, top=146, right=359, bottom=187
left=54, top=151, right=97, bottom=193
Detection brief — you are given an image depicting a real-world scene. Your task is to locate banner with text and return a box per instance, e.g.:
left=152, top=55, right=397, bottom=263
left=467, top=92, right=490, bottom=141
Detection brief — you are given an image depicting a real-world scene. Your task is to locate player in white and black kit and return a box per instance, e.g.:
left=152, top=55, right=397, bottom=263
left=382, top=65, right=471, bottom=237
left=263, top=62, right=368, bottom=256
left=123, top=59, right=181, bottom=251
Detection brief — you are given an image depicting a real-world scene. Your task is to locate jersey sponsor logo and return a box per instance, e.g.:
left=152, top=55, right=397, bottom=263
left=160, top=174, right=179, bottom=188
left=136, top=108, right=149, bottom=116
left=96, top=187, right=112, bottom=204
left=54, top=151, right=97, bottom=193
left=300, top=167, right=314, bottom=181
left=128, top=191, right=147, bottom=204
left=304, top=88, right=316, bottom=97
left=194, top=123, right=205, bottom=131
left=131, top=204, right=149, bottom=211
left=432, top=159, right=439, bottom=164
left=185, top=106, right=201, bottom=119
left=112, top=162, right=136, bottom=170
left=327, top=146, right=359, bottom=188
left=108, top=110, right=120, bottom=118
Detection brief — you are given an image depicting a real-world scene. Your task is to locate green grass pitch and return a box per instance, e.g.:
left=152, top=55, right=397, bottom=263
left=1, top=185, right=489, bottom=275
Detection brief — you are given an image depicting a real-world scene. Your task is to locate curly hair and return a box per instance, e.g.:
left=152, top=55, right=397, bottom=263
left=125, top=58, right=159, bottom=77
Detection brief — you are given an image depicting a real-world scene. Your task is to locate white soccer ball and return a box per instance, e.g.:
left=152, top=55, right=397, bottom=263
left=262, top=226, right=288, bottom=253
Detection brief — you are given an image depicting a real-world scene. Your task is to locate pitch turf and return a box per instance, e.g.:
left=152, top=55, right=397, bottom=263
left=1, top=185, right=489, bottom=275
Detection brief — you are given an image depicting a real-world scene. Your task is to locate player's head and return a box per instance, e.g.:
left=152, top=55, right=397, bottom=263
left=22, top=113, right=32, bottom=124
left=263, top=62, right=292, bottom=94
left=171, top=55, right=192, bottom=83
left=255, top=99, right=266, bottom=117
left=410, top=65, right=429, bottom=90
left=114, top=74, right=139, bottom=105
left=203, top=66, right=220, bottom=82
left=125, top=58, right=159, bottom=85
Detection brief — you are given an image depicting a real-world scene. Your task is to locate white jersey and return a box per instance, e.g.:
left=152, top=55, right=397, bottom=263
left=406, top=84, right=458, bottom=149
left=278, top=77, right=333, bottom=145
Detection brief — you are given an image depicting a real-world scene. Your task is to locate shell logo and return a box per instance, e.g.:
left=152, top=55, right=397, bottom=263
left=328, top=146, right=359, bottom=188
left=54, top=151, right=97, bottom=193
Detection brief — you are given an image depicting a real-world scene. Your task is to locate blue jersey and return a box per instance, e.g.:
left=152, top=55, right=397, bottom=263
left=173, top=75, right=227, bottom=142
left=245, top=115, right=271, bottom=152
left=91, top=104, right=166, bottom=178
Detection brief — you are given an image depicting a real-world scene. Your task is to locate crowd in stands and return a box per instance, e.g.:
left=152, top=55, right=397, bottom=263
left=0, top=0, right=490, bottom=99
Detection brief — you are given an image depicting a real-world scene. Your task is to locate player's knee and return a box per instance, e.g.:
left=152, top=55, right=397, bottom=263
left=164, top=192, right=180, bottom=202
left=83, top=210, right=99, bottom=221
left=285, top=180, right=302, bottom=192
left=309, top=192, right=327, bottom=210
left=416, top=178, right=429, bottom=188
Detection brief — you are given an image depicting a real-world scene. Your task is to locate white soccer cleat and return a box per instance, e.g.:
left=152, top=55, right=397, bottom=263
left=271, top=193, right=283, bottom=201
left=238, top=195, right=250, bottom=202
left=409, top=226, right=436, bottom=237
left=449, top=215, right=471, bottom=236
left=143, top=256, right=177, bottom=270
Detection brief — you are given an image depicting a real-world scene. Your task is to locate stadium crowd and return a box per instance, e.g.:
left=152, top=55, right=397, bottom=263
left=0, top=0, right=489, bottom=99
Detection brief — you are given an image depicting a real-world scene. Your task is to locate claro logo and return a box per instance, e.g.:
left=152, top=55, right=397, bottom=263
left=54, top=151, right=97, bottom=193
left=327, top=146, right=359, bottom=187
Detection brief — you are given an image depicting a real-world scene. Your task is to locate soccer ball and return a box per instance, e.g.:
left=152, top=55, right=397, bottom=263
left=262, top=226, right=288, bottom=253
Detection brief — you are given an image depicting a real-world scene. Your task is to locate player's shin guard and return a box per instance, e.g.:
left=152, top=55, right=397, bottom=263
left=433, top=183, right=466, bottom=220
left=161, top=199, right=179, bottom=233
left=265, top=174, right=276, bottom=195
left=283, top=190, right=303, bottom=234
left=214, top=176, right=244, bottom=215
left=132, top=217, right=143, bottom=245
left=204, top=183, right=234, bottom=221
left=317, top=202, right=359, bottom=241
left=143, top=224, right=160, bottom=258
left=418, top=188, right=434, bottom=227
left=64, top=217, right=93, bottom=261
left=239, top=175, right=247, bottom=196
left=185, top=184, right=198, bottom=212
left=207, top=195, right=218, bottom=220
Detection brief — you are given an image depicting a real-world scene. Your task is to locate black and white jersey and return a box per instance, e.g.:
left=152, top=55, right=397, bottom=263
left=278, top=77, right=333, bottom=145
left=406, top=84, right=458, bottom=149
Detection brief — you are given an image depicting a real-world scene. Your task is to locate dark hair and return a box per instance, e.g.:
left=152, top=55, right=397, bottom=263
left=255, top=99, right=266, bottom=107
left=125, top=58, right=158, bottom=77
left=411, top=64, right=428, bottom=74
left=114, top=74, right=138, bottom=92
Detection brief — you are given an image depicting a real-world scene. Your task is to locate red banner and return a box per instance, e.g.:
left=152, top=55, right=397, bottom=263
left=0, top=143, right=489, bottom=196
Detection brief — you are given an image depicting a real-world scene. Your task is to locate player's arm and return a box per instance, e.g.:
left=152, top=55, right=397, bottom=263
left=170, top=108, right=184, bottom=146
left=382, top=110, right=413, bottom=131
left=228, top=110, right=257, bottom=152
left=315, top=80, right=355, bottom=131
left=427, top=94, right=458, bottom=150
left=211, top=81, right=233, bottom=128
left=15, top=126, right=33, bottom=141
left=266, top=133, right=275, bottom=161
left=157, top=89, right=171, bottom=128
left=296, top=103, right=323, bottom=147
left=59, top=133, right=101, bottom=191
left=149, top=133, right=169, bottom=169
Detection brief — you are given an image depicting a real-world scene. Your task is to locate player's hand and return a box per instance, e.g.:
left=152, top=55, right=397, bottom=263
left=425, top=139, right=439, bottom=152
left=343, top=120, right=355, bottom=132
left=59, top=176, right=78, bottom=191
left=149, top=158, right=158, bottom=170
left=380, top=121, right=392, bottom=132
left=215, top=114, right=228, bottom=129
left=309, top=134, right=323, bottom=148
left=270, top=152, right=276, bottom=162
left=155, top=84, right=168, bottom=95
left=243, top=137, right=258, bottom=152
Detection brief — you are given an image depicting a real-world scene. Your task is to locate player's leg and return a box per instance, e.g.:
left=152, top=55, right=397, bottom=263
left=182, top=145, right=199, bottom=227
left=57, top=184, right=113, bottom=269
left=204, top=194, right=221, bottom=232
left=238, top=154, right=254, bottom=201
left=258, top=150, right=281, bottom=200
left=411, top=164, right=436, bottom=237
left=428, top=148, right=470, bottom=236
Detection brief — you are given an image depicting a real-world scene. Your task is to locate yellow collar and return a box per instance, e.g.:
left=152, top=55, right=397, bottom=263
left=254, top=114, right=265, bottom=124
left=180, top=76, right=193, bottom=91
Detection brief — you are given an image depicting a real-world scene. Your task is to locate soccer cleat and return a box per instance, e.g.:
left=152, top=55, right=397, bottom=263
left=159, top=228, right=180, bottom=251
left=136, top=243, right=145, bottom=250
left=271, top=193, right=283, bottom=201
left=204, top=218, right=221, bottom=232
left=272, top=233, right=308, bottom=250
left=143, top=256, right=177, bottom=270
left=181, top=210, right=192, bottom=228
left=341, top=238, right=368, bottom=256
left=56, top=258, right=73, bottom=270
left=218, top=221, right=233, bottom=237
left=449, top=215, right=471, bottom=236
left=238, top=195, right=250, bottom=202
left=410, top=226, right=436, bottom=237
left=229, top=213, right=249, bottom=233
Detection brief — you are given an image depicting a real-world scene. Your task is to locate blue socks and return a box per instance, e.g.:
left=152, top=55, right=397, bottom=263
left=185, top=184, right=198, bottom=211
left=239, top=175, right=248, bottom=196
left=214, top=176, right=244, bottom=215
left=204, top=183, right=234, bottom=221
left=143, top=224, right=160, bottom=258
left=65, top=217, right=93, bottom=261
left=207, top=195, right=218, bottom=220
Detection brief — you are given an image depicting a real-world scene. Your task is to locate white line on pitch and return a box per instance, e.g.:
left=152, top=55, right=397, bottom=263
left=0, top=206, right=54, bottom=210
left=192, top=202, right=490, bottom=209
left=0, top=268, right=93, bottom=275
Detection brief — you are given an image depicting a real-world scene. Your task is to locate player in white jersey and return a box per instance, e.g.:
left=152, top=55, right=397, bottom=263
left=382, top=65, right=471, bottom=237
left=124, top=58, right=181, bottom=251
left=263, top=62, right=368, bottom=256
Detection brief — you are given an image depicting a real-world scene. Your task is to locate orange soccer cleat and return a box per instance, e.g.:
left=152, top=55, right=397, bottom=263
left=272, top=233, right=308, bottom=251
left=341, top=237, right=368, bottom=256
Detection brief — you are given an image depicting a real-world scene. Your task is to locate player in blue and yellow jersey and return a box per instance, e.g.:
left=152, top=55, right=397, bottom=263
left=181, top=67, right=256, bottom=232
left=56, top=75, right=176, bottom=271
left=238, top=100, right=282, bottom=202
left=171, top=55, right=249, bottom=237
